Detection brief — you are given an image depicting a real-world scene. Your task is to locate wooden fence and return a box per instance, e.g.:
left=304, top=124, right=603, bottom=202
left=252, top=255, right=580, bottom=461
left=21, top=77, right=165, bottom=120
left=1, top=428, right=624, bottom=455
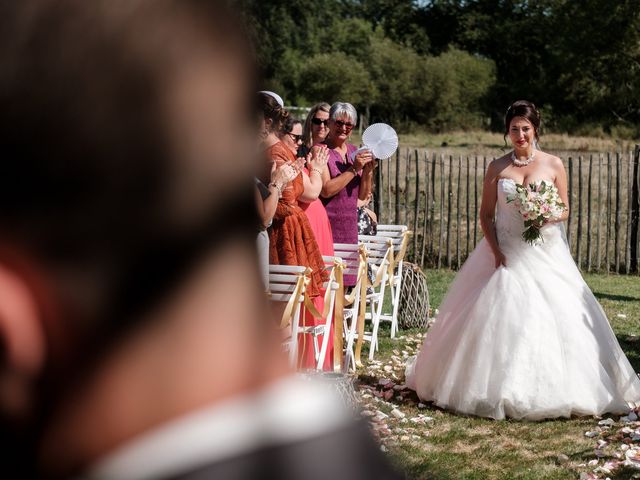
left=374, top=145, right=640, bottom=274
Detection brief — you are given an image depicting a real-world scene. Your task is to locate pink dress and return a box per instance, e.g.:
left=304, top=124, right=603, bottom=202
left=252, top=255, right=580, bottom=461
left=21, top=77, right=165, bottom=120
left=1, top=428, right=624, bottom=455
left=299, top=168, right=335, bottom=370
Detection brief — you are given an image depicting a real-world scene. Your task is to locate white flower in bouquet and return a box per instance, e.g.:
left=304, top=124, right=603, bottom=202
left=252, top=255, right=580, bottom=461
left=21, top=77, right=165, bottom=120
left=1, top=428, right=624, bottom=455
left=506, top=180, right=567, bottom=245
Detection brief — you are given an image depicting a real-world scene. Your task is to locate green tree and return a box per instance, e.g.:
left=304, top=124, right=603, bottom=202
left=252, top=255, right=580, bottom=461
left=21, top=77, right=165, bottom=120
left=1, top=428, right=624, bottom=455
left=422, top=48, right=496, bottom=131
left=365, top=34, right=425, bottom=125
left=299, top=52, right=377, bottom=107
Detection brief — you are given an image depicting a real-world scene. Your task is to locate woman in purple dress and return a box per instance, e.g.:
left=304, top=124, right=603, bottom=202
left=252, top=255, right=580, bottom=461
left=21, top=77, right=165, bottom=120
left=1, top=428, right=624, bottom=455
left=320, top=102, right=376, bottom=285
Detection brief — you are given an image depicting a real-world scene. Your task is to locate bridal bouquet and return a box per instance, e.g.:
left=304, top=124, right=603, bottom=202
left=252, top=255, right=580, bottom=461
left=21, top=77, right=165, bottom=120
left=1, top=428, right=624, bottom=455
left=506, top=181, right=566, bottom=245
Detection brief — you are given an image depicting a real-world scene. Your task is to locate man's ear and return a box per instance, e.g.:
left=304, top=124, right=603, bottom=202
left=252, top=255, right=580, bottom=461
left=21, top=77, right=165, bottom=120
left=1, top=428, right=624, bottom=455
left=0, top=262, right=46, bottom=418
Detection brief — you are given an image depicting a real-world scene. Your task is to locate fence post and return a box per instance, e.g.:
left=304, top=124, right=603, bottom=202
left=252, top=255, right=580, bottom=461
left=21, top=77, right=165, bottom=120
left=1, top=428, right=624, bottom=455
left=596, top=154, right=603, bottom=271
left=631, top=145, right=639, bottom=274
left=375, top=156, right=382, bottom=222
left=567, top=156, right=573, bottom=253
left=586, top=155, right=593, bottom=272
left=626, top=151, right=633, bottom=274
left=576, top=155, right=583, bottom=269
left=473, top=156, right=479, bottom=248
left=413, top=150, right=420, bottom=261
left=446, top=155, right=453, bottom=268
left=429, top=153, right=436, bottom=258
left=437, top=155, right=445, bottom=269
left=420, top=151, right=430, bottom=267
left=615, top=152, right=621, bottom=273
left=606, top=153, right=612, bottom=273
left=394, top=150, right=400, bottom=224
left=465, top=156, right=470, bottom=259
left=405, top=150, right=411, bottom=226
left=386, top=155, right=391, bottom=223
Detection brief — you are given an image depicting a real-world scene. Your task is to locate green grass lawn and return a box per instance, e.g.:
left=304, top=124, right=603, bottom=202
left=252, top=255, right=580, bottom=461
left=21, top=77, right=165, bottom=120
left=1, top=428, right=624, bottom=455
left=357, top=269, right=640, bottom=479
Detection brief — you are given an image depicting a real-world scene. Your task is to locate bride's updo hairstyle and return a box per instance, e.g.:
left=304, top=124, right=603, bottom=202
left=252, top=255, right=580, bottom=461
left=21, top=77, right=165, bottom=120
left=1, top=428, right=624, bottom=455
left=259, top=91, right=288, bottom=133
left=504, top=100, right=541, bottom=142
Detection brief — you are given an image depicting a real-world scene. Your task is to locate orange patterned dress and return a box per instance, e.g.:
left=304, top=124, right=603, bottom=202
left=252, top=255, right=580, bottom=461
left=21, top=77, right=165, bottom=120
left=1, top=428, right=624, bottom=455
left=267, top=142, right=327, bottom=298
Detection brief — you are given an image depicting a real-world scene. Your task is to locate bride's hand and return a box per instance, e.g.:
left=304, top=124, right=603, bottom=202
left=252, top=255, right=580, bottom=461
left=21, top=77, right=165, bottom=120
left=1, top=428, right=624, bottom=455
left=494, top=250, right=507, bottom=268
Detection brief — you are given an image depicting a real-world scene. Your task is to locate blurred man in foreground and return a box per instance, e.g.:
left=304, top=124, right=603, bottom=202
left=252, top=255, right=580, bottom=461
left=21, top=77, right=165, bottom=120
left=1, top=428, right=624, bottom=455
left=0, top=1, right=401, bottom=478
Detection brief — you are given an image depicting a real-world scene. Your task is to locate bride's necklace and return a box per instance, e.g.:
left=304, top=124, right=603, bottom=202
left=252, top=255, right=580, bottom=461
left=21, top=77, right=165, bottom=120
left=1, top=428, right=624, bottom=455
left=511, top=150, right=536, bottom=167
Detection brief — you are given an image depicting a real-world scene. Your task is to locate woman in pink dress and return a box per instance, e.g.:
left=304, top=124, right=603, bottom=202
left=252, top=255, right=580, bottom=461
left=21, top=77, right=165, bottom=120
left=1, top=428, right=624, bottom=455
left=280, top=114, right=334, bottom=370
left=300, top=103, right=334, bottom=258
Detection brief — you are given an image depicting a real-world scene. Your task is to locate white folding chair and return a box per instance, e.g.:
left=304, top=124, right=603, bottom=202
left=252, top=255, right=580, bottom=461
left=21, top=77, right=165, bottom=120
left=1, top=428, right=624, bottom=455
left=358, top=237, right=392, bottom=360
left=332, top=244, right=367, bottom=372
left=268, top=264, right=308, bottom=368
left=301, top=258, right=341, bottom=370
left=361, top=225, right=412, bottom=337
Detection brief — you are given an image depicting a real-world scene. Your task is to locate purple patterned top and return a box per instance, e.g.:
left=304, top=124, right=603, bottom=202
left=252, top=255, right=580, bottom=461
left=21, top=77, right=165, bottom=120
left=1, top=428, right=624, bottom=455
left=321, top=143, right=360, bottom=245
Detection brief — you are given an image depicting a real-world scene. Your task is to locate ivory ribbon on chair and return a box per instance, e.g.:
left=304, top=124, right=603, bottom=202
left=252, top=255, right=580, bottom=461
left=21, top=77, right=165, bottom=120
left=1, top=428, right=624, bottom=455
left=386, top=230, right=413, bottom=288
left=300, top=259, right=345, bottom=372
left=331, top=259, right=345, bottom=372
left=279, top=269, right=309, bottom=329
left=396, top=231, right=412, bottom=264
left=341, top=246, right=369, bottom=367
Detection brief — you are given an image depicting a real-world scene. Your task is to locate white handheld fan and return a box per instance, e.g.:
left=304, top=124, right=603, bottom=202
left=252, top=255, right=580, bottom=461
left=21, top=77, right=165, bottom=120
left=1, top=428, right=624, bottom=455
left=360, top=123, right=398, bottom=159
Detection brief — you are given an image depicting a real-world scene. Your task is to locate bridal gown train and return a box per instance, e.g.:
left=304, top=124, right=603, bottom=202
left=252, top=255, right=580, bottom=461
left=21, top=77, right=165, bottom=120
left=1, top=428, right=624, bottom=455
left=406, top=178, right=640, bottom=420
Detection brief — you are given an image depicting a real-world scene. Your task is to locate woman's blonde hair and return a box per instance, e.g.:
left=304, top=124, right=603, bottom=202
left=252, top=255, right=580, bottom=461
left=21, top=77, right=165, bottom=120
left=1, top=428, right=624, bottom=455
left=302, top=102, right=330, bottom=148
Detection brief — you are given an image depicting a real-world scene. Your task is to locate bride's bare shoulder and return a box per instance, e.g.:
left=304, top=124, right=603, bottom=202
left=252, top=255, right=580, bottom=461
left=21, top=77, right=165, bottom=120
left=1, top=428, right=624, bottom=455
left=538, top=150, right=563, bottom=166
left=489, top=154, right=511, bottom=170
left=486, top=154, right=511, bottom=177
left=537, top=151, right=565, bottom=177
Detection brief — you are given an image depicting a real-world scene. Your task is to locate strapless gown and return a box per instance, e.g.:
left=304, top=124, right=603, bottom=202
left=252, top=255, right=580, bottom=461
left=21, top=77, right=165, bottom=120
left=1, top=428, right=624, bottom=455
left=406, top=178, right=640, bottom=420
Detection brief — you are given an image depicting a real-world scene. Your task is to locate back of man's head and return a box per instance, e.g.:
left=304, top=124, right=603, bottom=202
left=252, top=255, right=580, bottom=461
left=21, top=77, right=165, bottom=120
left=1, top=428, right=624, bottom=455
left=0, top=0, right=260, bottom=475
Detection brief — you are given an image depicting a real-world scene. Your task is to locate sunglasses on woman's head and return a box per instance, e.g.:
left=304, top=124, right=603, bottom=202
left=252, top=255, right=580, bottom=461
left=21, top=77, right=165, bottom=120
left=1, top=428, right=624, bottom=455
left=334, top=119, right=354, bottom=131
left=311, top=117, right=329, bottom=126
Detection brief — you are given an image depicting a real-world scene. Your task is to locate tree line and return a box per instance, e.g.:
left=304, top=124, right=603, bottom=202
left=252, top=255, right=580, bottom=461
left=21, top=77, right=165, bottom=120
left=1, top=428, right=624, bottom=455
left=239, top=0, right=640, bottom=136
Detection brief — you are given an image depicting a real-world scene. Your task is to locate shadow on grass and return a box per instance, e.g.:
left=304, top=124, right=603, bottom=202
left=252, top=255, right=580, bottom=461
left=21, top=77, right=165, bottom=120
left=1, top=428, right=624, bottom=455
left=610, top=466, right=640, bottom=479
left=617, top=336, right=640, bottom=372
left=593, top=292, right=640, bottom=303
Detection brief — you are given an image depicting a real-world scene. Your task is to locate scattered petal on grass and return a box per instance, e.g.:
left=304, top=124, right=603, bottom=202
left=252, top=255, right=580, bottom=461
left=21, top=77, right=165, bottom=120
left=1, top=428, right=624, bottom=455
left=598, top=418, right=615, bottom=427
left=579, top=473, right=598, bottom=480
left=391, top=408, right=406, bottom=419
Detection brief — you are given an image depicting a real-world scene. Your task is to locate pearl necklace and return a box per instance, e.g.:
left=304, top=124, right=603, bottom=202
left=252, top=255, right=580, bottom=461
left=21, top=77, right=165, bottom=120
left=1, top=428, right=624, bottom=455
left=511, top=150, right=535, bottom=167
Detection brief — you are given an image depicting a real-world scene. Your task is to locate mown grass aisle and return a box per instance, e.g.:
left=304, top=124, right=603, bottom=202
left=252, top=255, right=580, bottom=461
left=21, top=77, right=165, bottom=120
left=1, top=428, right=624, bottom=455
left=356, top=269, right=640, bottom=479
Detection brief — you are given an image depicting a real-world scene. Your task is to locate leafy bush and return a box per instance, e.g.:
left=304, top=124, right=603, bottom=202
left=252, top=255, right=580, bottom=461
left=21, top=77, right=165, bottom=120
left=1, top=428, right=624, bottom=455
left=299, top=52, right=376, bottom=107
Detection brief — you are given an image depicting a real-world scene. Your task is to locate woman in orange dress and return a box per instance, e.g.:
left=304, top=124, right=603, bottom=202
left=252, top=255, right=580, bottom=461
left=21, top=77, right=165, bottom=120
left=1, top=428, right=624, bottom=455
left=279, top=114, right=334, bottom=370
left=260, top=92, right=329, bottom=369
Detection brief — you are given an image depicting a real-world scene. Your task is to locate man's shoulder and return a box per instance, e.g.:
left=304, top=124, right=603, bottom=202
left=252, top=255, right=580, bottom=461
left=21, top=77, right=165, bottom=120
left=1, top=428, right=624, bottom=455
left=170, top=419, right=403, bottom=480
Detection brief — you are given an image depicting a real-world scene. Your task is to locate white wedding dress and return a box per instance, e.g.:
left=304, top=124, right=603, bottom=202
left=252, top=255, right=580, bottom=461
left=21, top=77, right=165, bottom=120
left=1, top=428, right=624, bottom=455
left=406, top=178, right=640, bottom=420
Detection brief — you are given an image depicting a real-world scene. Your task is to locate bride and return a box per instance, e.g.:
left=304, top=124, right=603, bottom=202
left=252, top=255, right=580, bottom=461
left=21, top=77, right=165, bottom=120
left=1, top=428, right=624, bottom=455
left=406, top=100, right=640, bottom=420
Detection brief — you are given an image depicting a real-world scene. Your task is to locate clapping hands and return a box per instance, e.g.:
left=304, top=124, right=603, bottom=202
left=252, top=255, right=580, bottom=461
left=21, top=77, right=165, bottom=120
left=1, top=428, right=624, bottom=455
left=307, top=145, right=328, bottom=171
left=270, top=161, right=299, bottom=190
